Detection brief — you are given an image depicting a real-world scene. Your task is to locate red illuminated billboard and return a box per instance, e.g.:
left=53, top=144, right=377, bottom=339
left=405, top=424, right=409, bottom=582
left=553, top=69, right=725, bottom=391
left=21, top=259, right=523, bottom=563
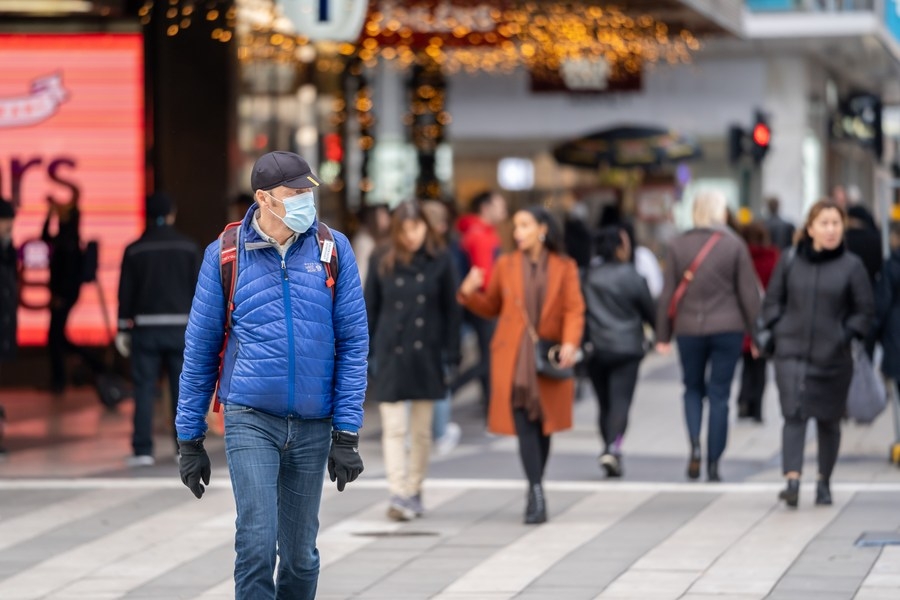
left=0, top=34, right=145, bottom=346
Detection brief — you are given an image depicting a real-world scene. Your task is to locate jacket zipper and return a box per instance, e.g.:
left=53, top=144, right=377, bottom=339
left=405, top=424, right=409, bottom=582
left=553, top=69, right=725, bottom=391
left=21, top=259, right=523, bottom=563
left=280, top=247, right=295, bottom=414
left=799, top=263, right=819, bottom=397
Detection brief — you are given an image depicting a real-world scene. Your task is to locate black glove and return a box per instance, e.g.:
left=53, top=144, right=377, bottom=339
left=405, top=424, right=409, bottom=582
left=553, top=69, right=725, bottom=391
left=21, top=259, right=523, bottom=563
left=178, top=437, right=211, bottom=499
left=328, top=430, right=363, bottom=492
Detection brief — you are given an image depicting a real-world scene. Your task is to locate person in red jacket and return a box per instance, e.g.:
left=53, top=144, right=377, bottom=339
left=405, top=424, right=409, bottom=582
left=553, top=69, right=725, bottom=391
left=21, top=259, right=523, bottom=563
left=737, top=222, right=780, bottom=422
left=452, top=191, right=507, bottom=414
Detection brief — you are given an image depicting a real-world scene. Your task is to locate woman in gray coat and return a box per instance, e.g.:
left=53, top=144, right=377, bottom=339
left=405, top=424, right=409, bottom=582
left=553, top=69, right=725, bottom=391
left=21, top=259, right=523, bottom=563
left=656, top=191, right=761, bottom=482
left=761, top=199, right=873, bottom=508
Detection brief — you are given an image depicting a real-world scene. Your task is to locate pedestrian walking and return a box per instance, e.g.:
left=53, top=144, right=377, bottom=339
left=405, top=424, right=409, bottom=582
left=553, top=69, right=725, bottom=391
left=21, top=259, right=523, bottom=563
left=42, top=196, right=101, bottom=394
left=736, top=222, right=780, bottom=423
left=0, top=197, right=17, bottom=457
left=420, top=199, right=463, bottom=456
left=875, top=222, right=900, bottom=460
left=352, top=203, right=390, bottom=288
left=656, top=191, right=761, bottom=482
left=366, top=200, right=461, bottom=521
left=453, top=190, right=508, bottom=414
left=764, top=197, right=795, bottom=251
left=582, top=226, right=655, bottom=477
left=760, top=199, right=873, bottom=508
left=458, top=206, right=584, bottom=524
left=175, top=151, right=368, bottom=599
left=116, top=192, right=201, bottom=467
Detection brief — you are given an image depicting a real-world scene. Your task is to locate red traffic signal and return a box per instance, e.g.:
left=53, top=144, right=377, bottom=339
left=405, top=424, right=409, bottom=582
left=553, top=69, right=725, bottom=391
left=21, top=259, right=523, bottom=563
left=752, top=122, right=771, bottom=148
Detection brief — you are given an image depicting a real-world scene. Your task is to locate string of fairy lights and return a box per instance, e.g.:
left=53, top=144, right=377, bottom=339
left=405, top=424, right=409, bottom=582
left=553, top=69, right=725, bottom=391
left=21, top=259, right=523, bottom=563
left=136, top=1, right=700, bottom=76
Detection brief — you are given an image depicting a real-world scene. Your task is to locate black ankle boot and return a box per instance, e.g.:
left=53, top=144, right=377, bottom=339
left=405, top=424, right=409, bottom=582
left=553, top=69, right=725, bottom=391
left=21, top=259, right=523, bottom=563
left=707, top=461, right=721, bottom=483
left=524, top=483, right=547, bottom=524
left=687, top=440, right=701, bottom=480
left=815, top=480, right=832, bottom=506
left=779, top=478, right=800, bottom=508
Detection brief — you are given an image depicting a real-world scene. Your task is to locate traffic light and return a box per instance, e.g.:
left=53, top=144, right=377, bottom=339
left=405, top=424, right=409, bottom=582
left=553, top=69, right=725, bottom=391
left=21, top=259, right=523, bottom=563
left=750, top=112, right=770, bottom=163
left=727, top=111, right=771, bottom=165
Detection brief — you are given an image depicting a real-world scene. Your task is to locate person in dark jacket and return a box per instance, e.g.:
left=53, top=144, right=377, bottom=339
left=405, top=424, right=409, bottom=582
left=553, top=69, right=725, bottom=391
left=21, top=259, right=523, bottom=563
left=0, top=198, right=17, bottom=456
left=116, top=192, right=201, bottom=467
left=452, top=191, right=507, bottom=412
left=656, top=191, right=761, bottom=482
left=583, top=226, right=655, bottom=477
left=873, top=223, right=900, bottom=447
left=175, top=151, right=368, bottom=599
left=845, top=204, right=883, bottom=287
left=366, top=200, right=461, bottom=521
left=42, top=196, right=96, bottom=394
left=761, top=199, right=874, bottom=508
left=736, top=222, right=780, bottom=422
left=764, top=197, right=796, bottom=251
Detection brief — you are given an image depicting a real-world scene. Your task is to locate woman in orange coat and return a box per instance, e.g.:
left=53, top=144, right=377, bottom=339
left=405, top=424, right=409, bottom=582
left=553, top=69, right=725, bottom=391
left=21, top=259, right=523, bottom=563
left=458, top=205, right=585, bottom=524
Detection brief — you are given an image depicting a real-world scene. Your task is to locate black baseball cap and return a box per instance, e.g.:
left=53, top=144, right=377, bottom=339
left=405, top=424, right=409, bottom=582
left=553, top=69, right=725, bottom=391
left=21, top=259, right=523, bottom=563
left=251, top=151, right=322, bottom=191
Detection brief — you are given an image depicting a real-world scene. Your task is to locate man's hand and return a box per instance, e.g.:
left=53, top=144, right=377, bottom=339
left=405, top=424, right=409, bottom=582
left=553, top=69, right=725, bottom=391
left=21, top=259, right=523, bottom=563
left=177, top=438, right=211, bottom=499
left=655, top=342, right=672, bottom=355
left=328, top=430, right=364, bottom=492
left=115, top=332, right=131, bottom=358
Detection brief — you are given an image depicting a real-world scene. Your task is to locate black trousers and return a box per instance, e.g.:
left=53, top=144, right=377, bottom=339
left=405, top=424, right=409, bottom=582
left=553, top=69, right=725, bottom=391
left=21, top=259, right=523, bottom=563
left=586, top=353, right=642, bottom=453
left=452, top=312, right=495, bottom=408
left=131, top=327, right=185, bottom=457
left=48, top=297, right=104, bottom=391
left=737, top=352, right=767, bottom=420
left=782, top=416, right=841, bottom=480
left=513, top=409, right=551, bottom=486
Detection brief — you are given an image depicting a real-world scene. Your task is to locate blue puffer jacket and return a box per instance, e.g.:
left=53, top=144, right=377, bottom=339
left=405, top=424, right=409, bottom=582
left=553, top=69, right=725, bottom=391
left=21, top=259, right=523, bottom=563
left=175, top=208, right=368, bottom=440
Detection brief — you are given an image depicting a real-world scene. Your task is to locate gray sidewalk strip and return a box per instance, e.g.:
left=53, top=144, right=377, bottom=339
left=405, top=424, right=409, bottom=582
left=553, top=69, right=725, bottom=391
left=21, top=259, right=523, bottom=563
left=767, top=491, right=900, bottom=599
left=515, top=492, right=717, bottom=600
left=0, top=488, right=185, bottom=582
left=686, top=491, right=852, bottom=597
left=0, top=489, right=234, bottom=598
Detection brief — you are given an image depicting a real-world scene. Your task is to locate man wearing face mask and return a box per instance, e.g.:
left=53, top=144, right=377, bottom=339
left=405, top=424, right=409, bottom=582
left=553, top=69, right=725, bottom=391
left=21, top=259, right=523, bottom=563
left=175, top=151, right=368, bottom=600
left=0, top=198, right=17, bottom=457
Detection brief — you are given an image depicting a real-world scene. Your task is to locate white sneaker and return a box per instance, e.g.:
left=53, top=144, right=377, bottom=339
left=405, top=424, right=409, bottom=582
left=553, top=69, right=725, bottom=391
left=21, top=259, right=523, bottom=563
left=387, top=496, right=415, bottom=521
left=126, top=455, right=155, bottom=468
left=434, top=422, right=461, bottom=456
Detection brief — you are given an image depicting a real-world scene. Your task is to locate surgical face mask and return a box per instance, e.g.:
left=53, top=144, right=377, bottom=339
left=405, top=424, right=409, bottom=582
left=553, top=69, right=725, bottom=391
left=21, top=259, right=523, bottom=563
left=265, top=190, right=316, bottom=233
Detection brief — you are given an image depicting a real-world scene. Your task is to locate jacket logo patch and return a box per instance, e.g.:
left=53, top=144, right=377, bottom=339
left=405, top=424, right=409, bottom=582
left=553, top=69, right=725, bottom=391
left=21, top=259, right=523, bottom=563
left=305, top=262, right=323, bottom=273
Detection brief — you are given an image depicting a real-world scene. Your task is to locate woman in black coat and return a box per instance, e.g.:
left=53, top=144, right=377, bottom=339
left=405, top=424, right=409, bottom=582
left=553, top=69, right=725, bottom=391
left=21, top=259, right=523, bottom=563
left=582, top=226, right=655, bottom=478
left=761, top=199, right=873, bottom=508
left=365, top=200, right=461, bottom=522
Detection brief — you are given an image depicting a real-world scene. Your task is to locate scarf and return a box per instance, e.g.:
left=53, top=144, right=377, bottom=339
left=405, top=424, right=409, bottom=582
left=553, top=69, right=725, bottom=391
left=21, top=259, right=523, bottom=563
left=512, top=251, right=548, bottom=421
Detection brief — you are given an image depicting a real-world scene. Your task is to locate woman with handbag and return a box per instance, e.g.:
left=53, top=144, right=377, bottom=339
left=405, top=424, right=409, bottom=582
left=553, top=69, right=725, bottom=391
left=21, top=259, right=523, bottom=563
left=761, top=199, right=873, bottom=508
left=458, top=206, right=585, bottom=524
left=366, top=201, right=462, bottom=521
left=583, top=226, right=656, bottom=477
left=656, top=191, right=761, bottom=482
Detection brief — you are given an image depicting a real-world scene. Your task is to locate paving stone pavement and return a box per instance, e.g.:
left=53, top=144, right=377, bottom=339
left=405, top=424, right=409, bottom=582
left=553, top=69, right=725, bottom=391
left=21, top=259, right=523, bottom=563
left=1, top=353, right=900, bottom=599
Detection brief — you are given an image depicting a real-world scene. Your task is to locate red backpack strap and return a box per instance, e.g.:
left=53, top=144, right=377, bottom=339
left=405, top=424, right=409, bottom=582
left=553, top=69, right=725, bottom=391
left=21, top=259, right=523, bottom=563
left=317, top=222, right=340, bottom=301
left=212, top=221, right=241, bottom=413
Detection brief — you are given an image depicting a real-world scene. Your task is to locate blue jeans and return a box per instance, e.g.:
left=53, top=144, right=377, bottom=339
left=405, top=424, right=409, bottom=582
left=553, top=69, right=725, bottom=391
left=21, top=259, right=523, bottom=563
left=224, top=404, right=332, bottom=600
left=432, top=392, right=451, bottom=440
left=676, top=333, right=743, bottom=463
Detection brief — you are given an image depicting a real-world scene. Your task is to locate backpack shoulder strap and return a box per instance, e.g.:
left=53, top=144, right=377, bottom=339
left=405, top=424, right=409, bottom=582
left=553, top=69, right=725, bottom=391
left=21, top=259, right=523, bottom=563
left=316, top=222, right=340, bottom=301
left=212, top=221, right=241, bottom=414
left=219, top=221, right=242, bottom=329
